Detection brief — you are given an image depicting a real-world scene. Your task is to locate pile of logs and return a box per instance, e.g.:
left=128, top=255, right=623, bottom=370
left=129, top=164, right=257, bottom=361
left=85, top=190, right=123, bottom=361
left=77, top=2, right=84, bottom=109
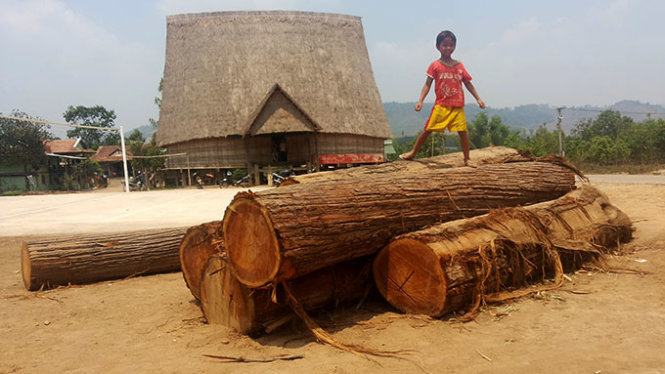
left=20, top=147, right=633, bottom=340
left=179, top=147, right=633, bottom=336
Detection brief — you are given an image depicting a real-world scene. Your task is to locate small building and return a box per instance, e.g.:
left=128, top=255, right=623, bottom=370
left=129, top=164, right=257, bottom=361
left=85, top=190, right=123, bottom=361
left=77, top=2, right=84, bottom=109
left=91, top=145, right=132, bottom=178
left=0, top=162, right=49, bottom=193
left=157, top=11, right=392, bottom=176
left=44, top=139, right=95, bottom=189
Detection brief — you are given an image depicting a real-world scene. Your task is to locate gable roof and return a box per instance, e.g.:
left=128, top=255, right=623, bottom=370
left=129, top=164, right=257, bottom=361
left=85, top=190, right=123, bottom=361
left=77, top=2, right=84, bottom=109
left=157, top=11, right=391, bottom=146
left=243, top=84, right=320, bottom=137
left=91, top=145, right=132, bottom=162
left=43, top=139, right=94, bottom=155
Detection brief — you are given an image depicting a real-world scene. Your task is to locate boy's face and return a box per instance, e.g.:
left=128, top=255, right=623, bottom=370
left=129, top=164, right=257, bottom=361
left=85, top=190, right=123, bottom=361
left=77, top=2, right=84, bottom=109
left=437, top=37, right=456, bottom=57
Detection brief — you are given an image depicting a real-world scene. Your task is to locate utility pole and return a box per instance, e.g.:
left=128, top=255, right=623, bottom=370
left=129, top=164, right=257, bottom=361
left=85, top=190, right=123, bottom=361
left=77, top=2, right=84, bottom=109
left=556, top=107, right=565, bottom=157
left=119, top=126, right=130, bottom=193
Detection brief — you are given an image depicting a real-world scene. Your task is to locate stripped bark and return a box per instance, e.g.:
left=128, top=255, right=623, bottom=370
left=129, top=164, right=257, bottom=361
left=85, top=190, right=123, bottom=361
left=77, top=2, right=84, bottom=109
left=22, top=227, right=187, bottom=291
left=199, top=254, right=372, bottom=336
left=179, top=221, right=223, bottom=300
left=373, top=185, right=633, bottom=317
left=223, top=161, right=576, bottom=287
left=281, top=146, right=519, bottom=186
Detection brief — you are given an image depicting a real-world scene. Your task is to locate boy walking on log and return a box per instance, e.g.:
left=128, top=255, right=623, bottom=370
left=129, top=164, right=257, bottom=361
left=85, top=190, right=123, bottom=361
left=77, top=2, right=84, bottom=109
left=399, top=30, right=485, bottom=165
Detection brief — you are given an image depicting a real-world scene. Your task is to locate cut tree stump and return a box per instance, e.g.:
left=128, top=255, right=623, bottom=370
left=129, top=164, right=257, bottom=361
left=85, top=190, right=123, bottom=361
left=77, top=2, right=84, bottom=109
left=200, top=254, right=372, bottom=336
left=280, top=146, right=519, bottom=186
left=179, top=221, right=223, bottom=300
left=373, top=185, right=633, bottom=317
left=22, top=227, right=187, bottom=291
left=223, top=161, right=577, bottom=287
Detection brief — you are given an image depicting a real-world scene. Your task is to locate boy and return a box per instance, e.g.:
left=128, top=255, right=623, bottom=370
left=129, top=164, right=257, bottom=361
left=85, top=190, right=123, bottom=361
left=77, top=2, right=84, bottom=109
left=399, top=30, right=485, bottom=165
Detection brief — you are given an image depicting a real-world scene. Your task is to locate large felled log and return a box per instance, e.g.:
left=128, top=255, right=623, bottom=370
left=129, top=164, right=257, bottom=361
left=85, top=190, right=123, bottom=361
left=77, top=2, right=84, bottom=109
left=281, top=146, right=519, bottom=186
left=179, top=221, right=223, bottom=300
left=22, top=227, right=187, bottom=291
left=223, top=161, right=576, bottom=287
left=200, top=254, right=372, bottom=336
left=373, top=185, right=633, bottom=317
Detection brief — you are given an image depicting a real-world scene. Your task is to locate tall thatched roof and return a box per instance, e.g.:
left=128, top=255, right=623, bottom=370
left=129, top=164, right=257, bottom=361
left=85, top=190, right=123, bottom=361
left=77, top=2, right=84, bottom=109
left=157, top=11, right=391, bottom=146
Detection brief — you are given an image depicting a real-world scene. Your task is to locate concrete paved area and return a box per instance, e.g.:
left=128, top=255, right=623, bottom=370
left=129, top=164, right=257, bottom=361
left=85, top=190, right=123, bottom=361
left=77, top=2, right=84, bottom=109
left=0, top=187, right=267, bottom=237
left=2, top=174, right=664, bottom=237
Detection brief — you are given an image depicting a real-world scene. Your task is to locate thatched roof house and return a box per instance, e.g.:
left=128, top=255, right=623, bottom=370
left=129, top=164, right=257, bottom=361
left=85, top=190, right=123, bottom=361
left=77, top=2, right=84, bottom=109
left=157, top=11, right=391, bottom=169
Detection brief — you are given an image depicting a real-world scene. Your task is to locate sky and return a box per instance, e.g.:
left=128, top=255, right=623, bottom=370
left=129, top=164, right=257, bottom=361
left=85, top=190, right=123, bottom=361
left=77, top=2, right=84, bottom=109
left=1, top=0, right=664, bottom=131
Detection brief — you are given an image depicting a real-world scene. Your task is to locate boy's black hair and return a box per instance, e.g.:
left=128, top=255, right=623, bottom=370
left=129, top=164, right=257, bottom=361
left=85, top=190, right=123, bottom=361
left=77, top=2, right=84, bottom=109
left=436, top=30, right=457, bottom=47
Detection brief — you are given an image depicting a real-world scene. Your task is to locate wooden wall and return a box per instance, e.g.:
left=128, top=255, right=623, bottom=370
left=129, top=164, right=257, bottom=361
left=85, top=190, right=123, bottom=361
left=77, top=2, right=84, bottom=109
left=164, top=133, right=384, bottom=169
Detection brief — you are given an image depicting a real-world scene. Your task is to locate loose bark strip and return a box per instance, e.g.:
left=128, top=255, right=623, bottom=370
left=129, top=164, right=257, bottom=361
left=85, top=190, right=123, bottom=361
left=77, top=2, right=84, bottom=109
left=179, top=221, right=223, bottom=300
left=280, top=146, right=519, bottom=186
left=199, top=254, right=372, bottom=336
left=223, top=161, right=576, bottom=287
left=373, top=185, right=633, bottom=317
left=22, top=227, right=188, bottom=291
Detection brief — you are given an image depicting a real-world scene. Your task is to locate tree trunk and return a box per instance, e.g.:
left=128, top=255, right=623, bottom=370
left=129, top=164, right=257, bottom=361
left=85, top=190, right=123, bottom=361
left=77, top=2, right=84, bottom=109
left=200, top=254, right=372, bottom=336
left=223, top=161, right=576, bottom=287
left=22, top=227, right=187, bottom=291
left=373, top=185, right=633, bottom=317
left=280, top=146, right=519, bottom=186
left=179, top=221, right=223, bottom=300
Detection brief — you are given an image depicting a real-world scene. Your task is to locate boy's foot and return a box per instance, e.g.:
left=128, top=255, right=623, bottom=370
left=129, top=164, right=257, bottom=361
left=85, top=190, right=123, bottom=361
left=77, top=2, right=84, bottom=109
left=399, top=152, right=415, bottom=161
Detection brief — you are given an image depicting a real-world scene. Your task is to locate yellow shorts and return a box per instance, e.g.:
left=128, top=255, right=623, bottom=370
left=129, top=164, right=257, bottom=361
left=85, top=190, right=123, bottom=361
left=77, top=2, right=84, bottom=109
left=424, top=105, right=467, bottom=132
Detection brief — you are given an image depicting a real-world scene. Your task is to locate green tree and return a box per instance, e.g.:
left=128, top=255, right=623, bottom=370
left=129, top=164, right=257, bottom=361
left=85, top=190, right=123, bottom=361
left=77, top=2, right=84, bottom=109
left=103, top=131, right=121, bottom=146
left=126, top=128, right=146, bottom=155
left=148, top=78, right=163, bottom=134
left=488, top=115, right=510, bottom=146
left=0, top=110, right=53, bottom=189
left=64, top=105, right=116, bottom=149
left=469, top=112, right=490, bottom=148
left=573, top=110, right=633, bottom=141
left=654, top=120, right=665, bottom=161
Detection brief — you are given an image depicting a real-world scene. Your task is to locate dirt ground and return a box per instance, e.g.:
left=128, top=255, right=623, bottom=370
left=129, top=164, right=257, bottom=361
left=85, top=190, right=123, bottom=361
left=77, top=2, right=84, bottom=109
left=1, top=180, right=665, bottom=373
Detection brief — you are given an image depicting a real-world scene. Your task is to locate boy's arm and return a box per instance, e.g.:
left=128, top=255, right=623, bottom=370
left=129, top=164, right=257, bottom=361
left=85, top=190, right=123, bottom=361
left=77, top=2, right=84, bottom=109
left=415, top=77, right=433, bottom=111
left=463, top=80, right=485, bottom=109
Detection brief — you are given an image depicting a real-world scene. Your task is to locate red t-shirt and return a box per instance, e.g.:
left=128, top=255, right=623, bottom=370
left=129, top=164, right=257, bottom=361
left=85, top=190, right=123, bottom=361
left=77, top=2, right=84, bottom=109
left=426, top=60, right=472, bottom=108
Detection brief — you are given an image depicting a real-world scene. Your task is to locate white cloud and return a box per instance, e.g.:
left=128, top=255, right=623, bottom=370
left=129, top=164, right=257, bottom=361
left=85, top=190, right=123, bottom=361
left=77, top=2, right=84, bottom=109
left=0, top=0, right=161, bottom=129
left=493, top=18, right=540, bottom=46
left=369, top=40, right=435, bottom=102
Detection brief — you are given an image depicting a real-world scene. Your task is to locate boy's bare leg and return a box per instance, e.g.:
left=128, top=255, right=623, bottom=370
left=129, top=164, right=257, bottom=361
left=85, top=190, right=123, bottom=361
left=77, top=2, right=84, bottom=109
left=400, top=130, right=432, bottom=160
left=458, top=131, right=470, bottom=165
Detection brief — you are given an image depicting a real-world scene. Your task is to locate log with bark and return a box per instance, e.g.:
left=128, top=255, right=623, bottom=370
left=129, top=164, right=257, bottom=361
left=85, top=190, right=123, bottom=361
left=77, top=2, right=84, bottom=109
left=373, top=185, right=633, bottom=317
left=22, top=227, right=187, bottom=291
left=223, top=161, right=577, bottom=288
left=179, top=221, right=223, bottom=300
left=200, top=254, right=372, bottom=336
left=280, top=146, right=519, bottom=186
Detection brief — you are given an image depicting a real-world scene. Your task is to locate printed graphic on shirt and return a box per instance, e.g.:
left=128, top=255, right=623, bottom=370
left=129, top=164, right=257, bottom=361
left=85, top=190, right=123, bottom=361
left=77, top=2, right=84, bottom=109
left=426, top=61, right=472, bottom=108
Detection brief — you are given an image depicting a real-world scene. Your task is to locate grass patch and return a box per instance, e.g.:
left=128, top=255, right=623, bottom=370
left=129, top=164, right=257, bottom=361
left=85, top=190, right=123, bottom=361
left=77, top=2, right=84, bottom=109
left=577, top=163, right=665, bottom=174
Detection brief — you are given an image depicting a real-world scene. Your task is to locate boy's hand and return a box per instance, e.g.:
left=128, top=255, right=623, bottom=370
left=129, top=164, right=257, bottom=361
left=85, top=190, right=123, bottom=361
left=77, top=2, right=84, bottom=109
left=477, top=99, right=486, bottom=109
left=415, top=102, right=424, bottom=111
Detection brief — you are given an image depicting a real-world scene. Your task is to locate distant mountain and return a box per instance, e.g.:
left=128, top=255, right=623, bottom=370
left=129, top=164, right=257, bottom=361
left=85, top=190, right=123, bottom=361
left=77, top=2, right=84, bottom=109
left=134, top=124, right=155, bottom=141
left=384, top=100, right=665, bottom=137
left=105, top=100, right=665, bottom=142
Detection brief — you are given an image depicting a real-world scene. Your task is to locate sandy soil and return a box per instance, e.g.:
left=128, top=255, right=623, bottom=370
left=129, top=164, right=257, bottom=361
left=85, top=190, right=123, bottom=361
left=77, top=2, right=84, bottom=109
left=1, top=180, right=665, bottom=373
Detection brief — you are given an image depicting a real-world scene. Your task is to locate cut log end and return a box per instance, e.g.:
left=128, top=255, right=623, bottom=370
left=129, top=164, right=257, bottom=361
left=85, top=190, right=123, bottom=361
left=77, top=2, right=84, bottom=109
left=373, top=238, right=447, bottom=316
left=21, top=243, right=34, bottom=291
left=200, top=255, right=271, bottom=335
left=179, top=221, right=223, bottom=300
left=223, top=197, right=280, bottom=287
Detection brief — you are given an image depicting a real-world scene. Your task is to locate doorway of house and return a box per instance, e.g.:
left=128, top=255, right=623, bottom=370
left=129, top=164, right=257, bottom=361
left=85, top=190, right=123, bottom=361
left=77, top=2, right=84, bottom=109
left=272, top=135, right=287, bottom=163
